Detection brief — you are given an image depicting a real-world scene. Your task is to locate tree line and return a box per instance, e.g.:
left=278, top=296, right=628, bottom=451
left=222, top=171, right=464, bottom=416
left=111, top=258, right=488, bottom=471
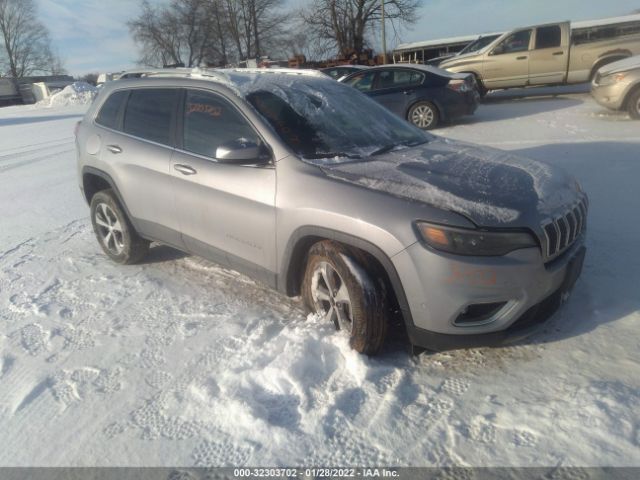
left=0, top=0, right=65, bottom=78
left=129, top=0, right=422, bottom=68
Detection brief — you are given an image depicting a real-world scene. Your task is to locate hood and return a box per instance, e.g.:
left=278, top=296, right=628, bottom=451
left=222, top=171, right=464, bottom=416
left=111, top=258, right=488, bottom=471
left=439, top=51, right=484, bottom=69
left=597, top=55, right=640, bottom=76
left=320, top=137, right=582, bottom=228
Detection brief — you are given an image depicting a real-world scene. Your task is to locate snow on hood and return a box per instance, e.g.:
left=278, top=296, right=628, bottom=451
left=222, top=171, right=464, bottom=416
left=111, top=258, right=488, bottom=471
left=38, top=81, right=98, bottom=107
left=320, top=137, right=581, bottom=227
left=597, top=55, right=640, bottom=76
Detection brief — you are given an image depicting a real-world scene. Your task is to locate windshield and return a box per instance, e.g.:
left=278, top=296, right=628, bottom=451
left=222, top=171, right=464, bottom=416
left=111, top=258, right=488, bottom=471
left=237, top=74, right=431, bottom=164
left=459, top=34, right=501, bottom=54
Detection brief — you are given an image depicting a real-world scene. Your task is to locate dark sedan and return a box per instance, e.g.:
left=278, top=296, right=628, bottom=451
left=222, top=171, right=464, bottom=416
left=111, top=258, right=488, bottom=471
left=340, top=64, right=479, bottom=129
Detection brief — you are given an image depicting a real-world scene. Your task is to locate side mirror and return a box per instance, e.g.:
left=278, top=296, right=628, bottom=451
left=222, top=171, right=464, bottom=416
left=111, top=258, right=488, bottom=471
left=216, top=138, right=270, bottom=165
left=490, top=45, right=504, bottom=56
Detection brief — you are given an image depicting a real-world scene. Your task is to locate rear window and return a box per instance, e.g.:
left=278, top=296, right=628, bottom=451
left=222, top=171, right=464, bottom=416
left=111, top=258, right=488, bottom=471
left=536, top=26, right=562, bottom=49
left=95, top=90, right=127, bottom=130
left=123, top=89, right=178, bottom=145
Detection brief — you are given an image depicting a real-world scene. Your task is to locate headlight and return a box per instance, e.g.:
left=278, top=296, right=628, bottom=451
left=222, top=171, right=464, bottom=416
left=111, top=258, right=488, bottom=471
left=415, top=221, right=538, bottom=256
left=597, top=73, right=626, bottom=86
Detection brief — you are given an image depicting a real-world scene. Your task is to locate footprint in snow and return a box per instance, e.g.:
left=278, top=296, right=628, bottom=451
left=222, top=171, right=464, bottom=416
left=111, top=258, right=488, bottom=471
left=440, top=378, right=470, bottom=397
left=20, top=323, right=48, bottom=356
left=513, top=429, right=538, bottom=447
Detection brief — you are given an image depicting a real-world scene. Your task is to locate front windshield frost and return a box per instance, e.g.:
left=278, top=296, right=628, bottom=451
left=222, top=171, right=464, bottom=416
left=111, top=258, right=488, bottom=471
left=242, top=77, right=430, bottom=162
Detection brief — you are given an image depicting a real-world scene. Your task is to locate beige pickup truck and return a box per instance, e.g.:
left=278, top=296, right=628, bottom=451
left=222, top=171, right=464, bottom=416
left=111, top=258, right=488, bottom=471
left=440, top=18, right=640, bottom=94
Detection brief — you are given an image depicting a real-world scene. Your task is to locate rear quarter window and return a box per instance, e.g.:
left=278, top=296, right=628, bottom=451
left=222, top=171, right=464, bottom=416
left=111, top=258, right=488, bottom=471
left=95, top=90, right=128, bottom=130
left=123, top=89, right=178, bottom=145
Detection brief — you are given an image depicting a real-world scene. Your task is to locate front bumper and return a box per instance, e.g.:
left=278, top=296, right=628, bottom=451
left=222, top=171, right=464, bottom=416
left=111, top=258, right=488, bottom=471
left=392, top=238, right=586, bottom=351
left=591, top=81, right=628, bottom=111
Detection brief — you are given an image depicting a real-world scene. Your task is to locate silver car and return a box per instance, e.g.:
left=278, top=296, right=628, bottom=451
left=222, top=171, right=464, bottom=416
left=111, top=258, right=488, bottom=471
left=75, top=68, right=588, bottom=355
left=592, top=55, right=640, bottom=119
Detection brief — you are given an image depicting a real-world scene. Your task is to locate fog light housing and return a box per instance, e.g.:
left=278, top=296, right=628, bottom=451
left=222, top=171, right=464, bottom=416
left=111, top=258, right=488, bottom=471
left=455, top=302, right=508, bottom=325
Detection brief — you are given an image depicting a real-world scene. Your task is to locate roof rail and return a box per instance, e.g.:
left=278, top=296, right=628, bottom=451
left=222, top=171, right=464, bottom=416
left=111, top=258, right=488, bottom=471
left=224, top=67, right=324, bottom=77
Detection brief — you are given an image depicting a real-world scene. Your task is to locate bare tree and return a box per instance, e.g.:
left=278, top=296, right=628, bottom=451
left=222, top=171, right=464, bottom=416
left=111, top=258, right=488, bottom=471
left=0, top=0, right=61, bottom=78
left=129, top=0, right=290, bottom=67
left=129, top=0, right=209, bottom=67
left=80, top=73, right=99, bottom=86
left=301, top=0, right=422, bottom=57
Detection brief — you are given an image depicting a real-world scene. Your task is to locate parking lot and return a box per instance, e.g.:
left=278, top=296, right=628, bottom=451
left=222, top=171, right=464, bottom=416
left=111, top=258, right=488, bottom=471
left=0, top=85, right=639, bottom=467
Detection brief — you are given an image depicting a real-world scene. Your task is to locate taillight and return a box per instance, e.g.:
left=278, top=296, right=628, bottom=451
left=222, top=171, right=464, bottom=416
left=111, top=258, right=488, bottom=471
left=74, top=121, right=81, bottom=137
left=448, top=79, right=469, bottom=93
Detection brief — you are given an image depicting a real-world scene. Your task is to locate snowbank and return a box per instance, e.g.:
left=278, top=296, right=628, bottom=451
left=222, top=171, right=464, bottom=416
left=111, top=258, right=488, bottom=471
left=38, top=81, right=98, bottom=107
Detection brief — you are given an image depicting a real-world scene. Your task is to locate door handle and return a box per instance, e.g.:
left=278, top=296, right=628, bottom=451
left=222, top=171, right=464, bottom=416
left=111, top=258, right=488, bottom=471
left=553, top=51, right=564, bottom=56
left=106, top=145, right=122, bottom=154
left=174, top=164, right=197, bottom=175
left=402, top=90, right=414, bottom=95
left=516, top=56, right=527, bottom=60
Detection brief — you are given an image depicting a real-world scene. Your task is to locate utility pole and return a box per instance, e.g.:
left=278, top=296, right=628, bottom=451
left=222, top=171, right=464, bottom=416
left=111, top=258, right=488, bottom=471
left=381, top=0, right=387, bottom=64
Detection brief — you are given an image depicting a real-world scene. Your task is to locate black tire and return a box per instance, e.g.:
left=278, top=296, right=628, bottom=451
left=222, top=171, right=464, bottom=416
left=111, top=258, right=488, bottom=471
left=407, top=101, right=439, bottom=130
left=626, top=88, right=640, bottom=120
left=90, top=189, right=149, bottom=264
left=302, top=241, right=388, bottom=355
left=471, top=74, right=487, bottom=98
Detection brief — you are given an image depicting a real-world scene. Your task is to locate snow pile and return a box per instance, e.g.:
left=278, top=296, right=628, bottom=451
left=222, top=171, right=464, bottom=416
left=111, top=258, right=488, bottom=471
left=1, top=84, right=640, bottom=467
left=39, top=81, right=98, bottom=107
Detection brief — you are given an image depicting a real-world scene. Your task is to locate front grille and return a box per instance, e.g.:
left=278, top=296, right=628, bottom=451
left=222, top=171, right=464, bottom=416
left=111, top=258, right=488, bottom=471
left=541, top=196, right=588, bottom=260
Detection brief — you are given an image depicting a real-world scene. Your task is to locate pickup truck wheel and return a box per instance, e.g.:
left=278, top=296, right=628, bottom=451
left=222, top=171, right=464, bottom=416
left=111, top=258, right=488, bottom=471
left=90, top=189, right=149, bottom=264
left=302, top=241, right=387, bottom=355
left=408, top=101, right=439, bottom=130
left=627, top=88, right=640, bottom=119
left=471, top=74, right=487, bottom=97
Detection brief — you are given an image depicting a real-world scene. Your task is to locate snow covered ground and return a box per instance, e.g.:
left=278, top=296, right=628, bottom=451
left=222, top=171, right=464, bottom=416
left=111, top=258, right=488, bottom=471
left=0, top=87, right=639, bottom=468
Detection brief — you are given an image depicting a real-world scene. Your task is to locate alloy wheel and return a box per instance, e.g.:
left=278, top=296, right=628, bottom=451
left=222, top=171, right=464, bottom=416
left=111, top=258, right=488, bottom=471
left=94, top=203, right=125, bottom=256
left=310, top=261, right=354, bottom=334
left=411, top=104, right=434, bottom=128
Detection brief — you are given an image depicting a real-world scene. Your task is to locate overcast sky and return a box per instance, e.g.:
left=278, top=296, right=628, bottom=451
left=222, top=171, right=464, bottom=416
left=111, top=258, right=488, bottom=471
left=36, top=0, right=640, bottom=76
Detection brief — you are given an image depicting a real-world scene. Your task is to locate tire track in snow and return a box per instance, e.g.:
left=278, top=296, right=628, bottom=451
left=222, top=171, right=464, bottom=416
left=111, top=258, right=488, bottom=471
left=0, top=147, right=75, bottom=173
left=0, top=139, right=74, bottom=162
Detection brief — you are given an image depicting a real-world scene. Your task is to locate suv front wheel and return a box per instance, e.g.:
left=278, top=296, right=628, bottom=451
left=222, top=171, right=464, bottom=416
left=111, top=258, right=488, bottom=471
left=90, top=189, right=149, bottom=264
left=302, top=241, right=388, bottom=354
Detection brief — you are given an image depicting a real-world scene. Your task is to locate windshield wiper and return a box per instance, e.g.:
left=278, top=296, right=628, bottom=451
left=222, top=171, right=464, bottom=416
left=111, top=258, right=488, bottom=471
left=371, top=139, right=430, bottom=156
left=303, top=152, right=362, bottom=160
left=370, top=144, right=397, bottom=156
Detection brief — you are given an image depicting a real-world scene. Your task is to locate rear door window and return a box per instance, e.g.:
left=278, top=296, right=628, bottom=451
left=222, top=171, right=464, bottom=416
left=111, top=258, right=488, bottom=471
left=182, top=90, right=260, bottom=159
left=95, top=90, right=128, bottom=130
left=123, top=89, right=178, bottom=145
left=536, top=26, right=562, bottom=49
left=376, top=70, right=424, bottom=90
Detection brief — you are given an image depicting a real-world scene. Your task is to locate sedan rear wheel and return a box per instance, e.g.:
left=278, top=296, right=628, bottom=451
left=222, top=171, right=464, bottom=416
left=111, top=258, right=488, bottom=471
left=408, top=101, right=439, bottom=130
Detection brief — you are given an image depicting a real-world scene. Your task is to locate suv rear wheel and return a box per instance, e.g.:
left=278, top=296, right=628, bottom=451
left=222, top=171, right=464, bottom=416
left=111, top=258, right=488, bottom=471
left=302, top=241, right=387, bottom=354
left=90, top=189, right=149, bottom=264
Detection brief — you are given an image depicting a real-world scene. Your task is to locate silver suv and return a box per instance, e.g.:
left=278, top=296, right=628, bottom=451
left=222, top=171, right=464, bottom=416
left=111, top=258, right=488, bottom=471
left=75, top=68, right=588, bottom=355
